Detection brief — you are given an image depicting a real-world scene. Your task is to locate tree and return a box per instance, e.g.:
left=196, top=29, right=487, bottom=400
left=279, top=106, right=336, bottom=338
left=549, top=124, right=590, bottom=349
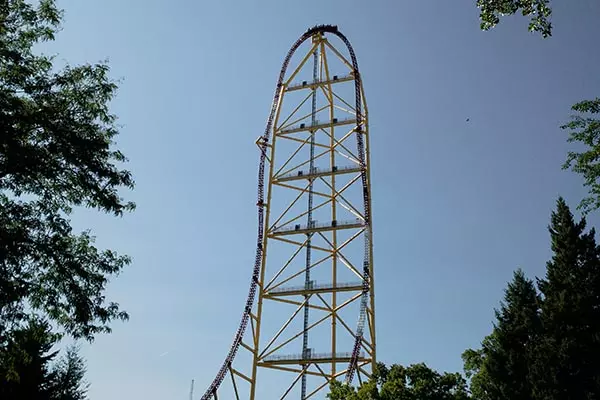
left=462, top=269, right=541, bottom=400
left=477, top=0, right=552, bottom=37
left=1, top=0, right=134, bottom=341
left=328, top=362, right=471, bottom=400
left=473, top=4, right=600, bottom=215
left=0, top=317, right=57, bottom=399
left=465, top=198, right=600, bottom=399
left=0, top=317, right=89, bottom=400
left=47, top=346, right=89, bottom=400
left=529, top=197, right=600, bottom=399
left=561, top=99, right=600, bottom=214
left=461, top=345, right=490, bottom=400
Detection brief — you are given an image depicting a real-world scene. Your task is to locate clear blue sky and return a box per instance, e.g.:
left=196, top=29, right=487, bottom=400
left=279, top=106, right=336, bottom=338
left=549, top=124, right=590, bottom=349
left=47, top=0, right=600, bottom=398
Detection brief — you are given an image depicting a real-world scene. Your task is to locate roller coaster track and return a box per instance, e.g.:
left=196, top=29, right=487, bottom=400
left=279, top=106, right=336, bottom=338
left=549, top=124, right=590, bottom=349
left=201, top=24, right=373, bottom=399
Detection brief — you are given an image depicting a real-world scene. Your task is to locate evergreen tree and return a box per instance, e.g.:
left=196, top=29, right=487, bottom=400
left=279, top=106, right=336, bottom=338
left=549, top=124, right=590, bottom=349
left=462, top=269, right=540, bottom=400
left=530, top=197, right=600, bottom=399
left=0, top=317, right=57, bottom=399
left=47, top=346, right=89, bottom=400
left=0, top=317, right=88, bottom=400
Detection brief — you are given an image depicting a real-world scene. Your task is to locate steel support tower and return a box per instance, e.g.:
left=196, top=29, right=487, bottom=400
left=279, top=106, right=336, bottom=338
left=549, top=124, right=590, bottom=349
left=200, top=25, right=375, bottom=400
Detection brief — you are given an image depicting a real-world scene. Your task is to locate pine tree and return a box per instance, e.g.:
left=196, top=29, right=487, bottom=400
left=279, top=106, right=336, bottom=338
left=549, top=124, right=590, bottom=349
left=0, top=317, right=88, bottom=400
left=0, top=317, right=57, bottom=400
left=530, top=197, right=600, bottom=399
left=462, top=269, right=540, bottom=400
left=47, top=346, right=89, bottom=400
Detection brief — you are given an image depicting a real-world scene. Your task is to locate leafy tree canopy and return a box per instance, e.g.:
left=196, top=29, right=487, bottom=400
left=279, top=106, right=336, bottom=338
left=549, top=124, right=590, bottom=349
left=328, top=362, right=470, bottom=400
left=477, top=0, right=552, bottom=37
left=561, top=99, right=600, bottom=214
left=1, top=0, right=134, bottom=341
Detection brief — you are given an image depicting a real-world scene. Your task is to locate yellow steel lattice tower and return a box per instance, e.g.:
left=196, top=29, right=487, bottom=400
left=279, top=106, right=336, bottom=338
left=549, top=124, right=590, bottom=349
left=200, top=25, right=375, bottom=400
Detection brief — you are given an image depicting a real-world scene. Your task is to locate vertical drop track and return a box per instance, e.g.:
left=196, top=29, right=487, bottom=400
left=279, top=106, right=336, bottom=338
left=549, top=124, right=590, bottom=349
left=300, top=47, right=318, bottom=400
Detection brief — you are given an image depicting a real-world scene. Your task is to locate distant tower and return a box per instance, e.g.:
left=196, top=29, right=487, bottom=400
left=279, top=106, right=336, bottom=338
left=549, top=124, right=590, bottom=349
left=189, top=379, right=194, bottom=400
left=200, top=24, right=376, bottom=399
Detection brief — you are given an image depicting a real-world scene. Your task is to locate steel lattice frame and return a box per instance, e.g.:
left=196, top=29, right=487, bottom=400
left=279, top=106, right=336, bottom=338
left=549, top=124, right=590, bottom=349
left=201, top=25, right=375, bottom=400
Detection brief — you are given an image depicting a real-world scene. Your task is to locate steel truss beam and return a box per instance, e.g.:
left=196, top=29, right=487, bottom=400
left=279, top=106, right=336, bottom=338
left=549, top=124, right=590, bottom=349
left=200, top=25, right=375, bottom=400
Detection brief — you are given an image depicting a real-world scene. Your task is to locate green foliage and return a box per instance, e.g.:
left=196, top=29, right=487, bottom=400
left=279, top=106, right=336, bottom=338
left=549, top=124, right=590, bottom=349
left=477, top=0, right=552, bottom=37
left=529, top=197, right=600, bottom=398
left=47, top=346, right=89, bottom=400
left=1, top=0, right=134, bottom=340
left=462, top=270, right=540, bottom=399
left=461, top=347, right=490, bottom=400
left=465, top=198, right=600, bottom=399
left=0, top=317, right=89, bottom=400
left=561, top=99, right=600, bottom=214
left=328, top=362, right=470, bottom=400
left=0, top=317, right=58, bottom=393
left=474, top=3, right=600, bottom=216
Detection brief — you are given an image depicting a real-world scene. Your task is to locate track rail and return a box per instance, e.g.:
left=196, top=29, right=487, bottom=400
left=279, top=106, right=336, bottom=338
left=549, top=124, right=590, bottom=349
left=201, top=24, right=371, bottom=399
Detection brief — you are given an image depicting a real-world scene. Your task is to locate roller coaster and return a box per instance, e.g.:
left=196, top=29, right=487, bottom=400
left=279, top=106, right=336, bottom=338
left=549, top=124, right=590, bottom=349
left=200, top=24, right=375, bottom=399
